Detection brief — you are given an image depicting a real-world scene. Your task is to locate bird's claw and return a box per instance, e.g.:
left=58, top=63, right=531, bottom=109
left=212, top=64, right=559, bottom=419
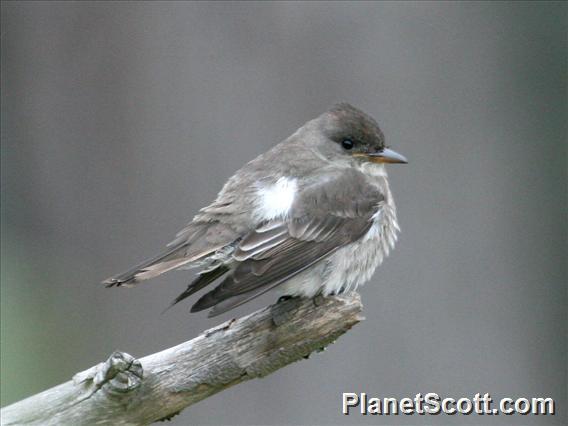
left=313, top=294, right=325, bottom=307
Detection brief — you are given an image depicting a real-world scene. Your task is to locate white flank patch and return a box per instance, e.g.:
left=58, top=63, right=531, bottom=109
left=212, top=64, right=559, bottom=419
left=256, top=177, right=298, bottom=220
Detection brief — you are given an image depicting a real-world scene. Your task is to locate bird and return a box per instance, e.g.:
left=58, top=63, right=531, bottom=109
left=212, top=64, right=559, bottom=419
left=103, top=103, right=407, bottom=317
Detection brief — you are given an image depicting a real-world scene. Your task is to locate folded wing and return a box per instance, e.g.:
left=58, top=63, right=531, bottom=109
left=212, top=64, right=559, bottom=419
left=191, top=169, right=384, bottom=316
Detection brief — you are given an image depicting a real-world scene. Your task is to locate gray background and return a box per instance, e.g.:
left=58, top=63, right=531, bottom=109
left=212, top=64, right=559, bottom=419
left=1, top=2, right=566, bottom=425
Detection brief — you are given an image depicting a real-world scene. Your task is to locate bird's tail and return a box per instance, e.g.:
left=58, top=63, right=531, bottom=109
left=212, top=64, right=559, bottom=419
left=102, top=243, right=192, bottom=287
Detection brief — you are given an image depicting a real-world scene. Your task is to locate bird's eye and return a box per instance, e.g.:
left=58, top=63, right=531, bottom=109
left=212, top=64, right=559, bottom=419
left=341, top=139, right=354, bottom=150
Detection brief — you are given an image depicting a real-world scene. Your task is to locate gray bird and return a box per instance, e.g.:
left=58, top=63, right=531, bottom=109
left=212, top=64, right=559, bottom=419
left=103, top=103, right=407, bottom=317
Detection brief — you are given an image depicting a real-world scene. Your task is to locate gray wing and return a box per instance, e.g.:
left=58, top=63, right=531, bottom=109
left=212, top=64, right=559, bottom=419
left=102, top=138, right=319, bottom=288
left=191, top=169, right=384, bottom=316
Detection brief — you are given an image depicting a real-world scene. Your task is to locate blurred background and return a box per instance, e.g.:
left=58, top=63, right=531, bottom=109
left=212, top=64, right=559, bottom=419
left=1, top=2, right=566, bottom=425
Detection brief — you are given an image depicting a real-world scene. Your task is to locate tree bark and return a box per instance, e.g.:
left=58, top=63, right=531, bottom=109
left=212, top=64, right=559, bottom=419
left=1, top=293, right=363, bottom=425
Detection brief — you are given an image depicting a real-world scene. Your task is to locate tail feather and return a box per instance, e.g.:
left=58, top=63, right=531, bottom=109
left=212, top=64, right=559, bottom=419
left=190, top=275, right=282, bottom=317
left=163, top=265, right=230, bottom=312
left=103, top=243, right=190, bottom=287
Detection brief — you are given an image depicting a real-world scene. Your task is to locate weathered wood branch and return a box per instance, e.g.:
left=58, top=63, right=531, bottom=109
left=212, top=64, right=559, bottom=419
left=1, top=293, right=363, bottom=425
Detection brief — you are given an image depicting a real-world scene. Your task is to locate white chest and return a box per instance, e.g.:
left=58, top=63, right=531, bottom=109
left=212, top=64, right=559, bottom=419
left=322, top=199, right=399, bottom=295
left=324, top=166, right=399, bottom=295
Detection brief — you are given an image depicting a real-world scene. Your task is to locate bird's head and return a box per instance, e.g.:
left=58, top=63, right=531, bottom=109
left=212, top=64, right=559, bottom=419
left=312, top=103, right=407, bottom=166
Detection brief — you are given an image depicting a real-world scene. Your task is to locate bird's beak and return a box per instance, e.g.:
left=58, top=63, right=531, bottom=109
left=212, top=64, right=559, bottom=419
left=365, top=148, right=408, bottom=164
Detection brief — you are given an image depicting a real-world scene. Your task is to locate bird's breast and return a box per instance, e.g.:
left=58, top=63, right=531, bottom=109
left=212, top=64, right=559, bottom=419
left=320, top=169, right=399, bottom=295
left=326, top=202, right=399, bottom=294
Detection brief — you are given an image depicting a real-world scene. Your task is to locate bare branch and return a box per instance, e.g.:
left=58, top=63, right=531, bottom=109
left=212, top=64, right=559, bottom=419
left=1, top=293, right=363, bottom=425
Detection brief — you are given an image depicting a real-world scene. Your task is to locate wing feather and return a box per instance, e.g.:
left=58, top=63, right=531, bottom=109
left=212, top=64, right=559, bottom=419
left=191, top=169, right=385, bottom=314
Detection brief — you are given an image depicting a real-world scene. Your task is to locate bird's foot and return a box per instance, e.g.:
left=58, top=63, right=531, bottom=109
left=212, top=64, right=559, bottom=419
left=272, top=295, right=300, bottom=326
left=313, top=293, right=326, bottom=307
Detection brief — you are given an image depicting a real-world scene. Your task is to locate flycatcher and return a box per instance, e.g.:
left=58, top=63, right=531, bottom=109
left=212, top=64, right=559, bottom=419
left=104, top=103, right=407, bottom=317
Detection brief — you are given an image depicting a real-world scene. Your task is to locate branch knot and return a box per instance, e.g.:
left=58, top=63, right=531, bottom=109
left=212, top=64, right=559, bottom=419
left=74, top=350, right=143, bottom=398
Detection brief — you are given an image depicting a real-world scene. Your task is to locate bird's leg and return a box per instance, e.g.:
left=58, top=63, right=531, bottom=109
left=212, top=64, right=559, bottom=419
left=313, top=290, right=326, bottom=307
left=272, top=295, right=300, bottom=326
left=313, top=284, right=348, bottom=307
